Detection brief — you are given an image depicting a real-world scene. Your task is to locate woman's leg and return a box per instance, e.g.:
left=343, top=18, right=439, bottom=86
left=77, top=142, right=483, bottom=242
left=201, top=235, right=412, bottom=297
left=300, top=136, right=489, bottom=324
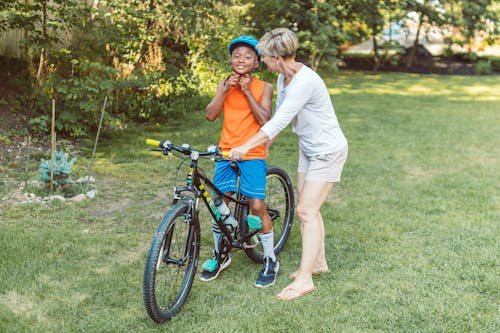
left=276, top=179, right=334, bottom=300
left=315, top=212, right=330, bottom=272
left=289, top=174, right=331, bottom=278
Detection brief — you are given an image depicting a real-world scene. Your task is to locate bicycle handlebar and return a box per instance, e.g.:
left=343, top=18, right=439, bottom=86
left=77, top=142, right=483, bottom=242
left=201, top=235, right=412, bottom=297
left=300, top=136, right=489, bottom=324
left=145, top=139, right=161, bottom=147
left=146, top=139, right=229, bottom=158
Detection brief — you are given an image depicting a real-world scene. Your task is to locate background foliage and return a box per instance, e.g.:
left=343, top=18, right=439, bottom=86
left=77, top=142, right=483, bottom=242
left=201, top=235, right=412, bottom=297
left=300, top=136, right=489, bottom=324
left=0, top=0, right=498, bottom=138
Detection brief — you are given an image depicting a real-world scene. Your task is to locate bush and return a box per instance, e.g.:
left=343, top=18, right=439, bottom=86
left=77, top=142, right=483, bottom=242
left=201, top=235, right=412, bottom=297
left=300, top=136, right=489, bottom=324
left=486, top=56, right=500, bottom=72
left=39, top=151, right=77, bottom=191
left=452, top=51, right=478, bottom=63
left=474, top=59, right=492, bottom=75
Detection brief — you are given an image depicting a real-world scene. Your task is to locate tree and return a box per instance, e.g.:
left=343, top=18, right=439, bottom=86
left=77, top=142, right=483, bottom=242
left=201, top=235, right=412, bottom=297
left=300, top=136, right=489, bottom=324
left=249, top=0, right=346, bottom=71
left=456, top=0, right=497, bottom=53
left=2, top=0, right=253, bottom=137
left=346, top=0, right=405, bottom=71
left=401, top=0, right=449, bottom=68
left=2, top=0, right=90, bottom=85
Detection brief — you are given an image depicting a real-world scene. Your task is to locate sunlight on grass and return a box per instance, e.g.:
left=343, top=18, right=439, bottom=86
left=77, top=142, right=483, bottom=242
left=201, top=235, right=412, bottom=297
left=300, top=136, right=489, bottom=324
left=467, top=84, right=500, bottom=96
left=0, top=291, right=33, bottom=317
left=327, top=72, right=500, bottom=103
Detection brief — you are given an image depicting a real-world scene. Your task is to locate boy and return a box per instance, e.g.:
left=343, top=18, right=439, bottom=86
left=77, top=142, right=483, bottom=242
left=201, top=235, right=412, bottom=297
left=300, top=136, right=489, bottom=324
left=201, top=36, right=278, bottom=288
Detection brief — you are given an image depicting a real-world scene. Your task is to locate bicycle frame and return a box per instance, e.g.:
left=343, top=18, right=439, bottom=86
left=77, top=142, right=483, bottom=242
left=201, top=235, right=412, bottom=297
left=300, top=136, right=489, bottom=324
left=170, top=148, right=258, bottom=249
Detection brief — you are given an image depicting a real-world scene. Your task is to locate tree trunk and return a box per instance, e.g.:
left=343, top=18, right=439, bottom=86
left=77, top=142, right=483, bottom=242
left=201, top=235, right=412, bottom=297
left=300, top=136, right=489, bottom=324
left=35, top=48, right=45, bottom=89
left=372, top=37, right=380, bottom=71
left=310, top=51, right=321, bottom=71
left=35, top=0, right=48, bottom=89
left=406, top=12, right=425, bottom=69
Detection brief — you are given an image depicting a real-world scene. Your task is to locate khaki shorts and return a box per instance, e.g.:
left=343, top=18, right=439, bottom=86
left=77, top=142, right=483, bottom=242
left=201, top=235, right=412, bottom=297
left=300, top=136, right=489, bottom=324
left=297, top=145, right=348, bottom=182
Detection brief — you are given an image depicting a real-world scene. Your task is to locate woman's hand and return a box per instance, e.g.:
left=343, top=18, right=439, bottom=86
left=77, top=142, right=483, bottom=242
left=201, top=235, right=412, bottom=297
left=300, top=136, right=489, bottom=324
left=228, top=146, right=249, bottom=161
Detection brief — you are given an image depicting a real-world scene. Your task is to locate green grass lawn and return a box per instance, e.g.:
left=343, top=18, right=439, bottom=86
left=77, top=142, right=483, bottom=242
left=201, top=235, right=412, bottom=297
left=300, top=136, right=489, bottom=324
left=1, top=71, right=499, bottom=332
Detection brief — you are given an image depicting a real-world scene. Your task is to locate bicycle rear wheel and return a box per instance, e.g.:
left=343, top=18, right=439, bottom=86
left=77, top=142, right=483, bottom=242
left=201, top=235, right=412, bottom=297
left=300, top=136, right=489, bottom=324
left=241, top=165, right=295, bottom=263
left=143, top=202, right=200, bottom=323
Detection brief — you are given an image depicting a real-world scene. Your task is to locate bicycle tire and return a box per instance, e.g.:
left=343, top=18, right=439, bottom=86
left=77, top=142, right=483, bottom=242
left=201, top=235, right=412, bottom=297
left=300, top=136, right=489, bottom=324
left=241, top=165, right=295, bottom=263
left=143, top=202, right=200, bottom=323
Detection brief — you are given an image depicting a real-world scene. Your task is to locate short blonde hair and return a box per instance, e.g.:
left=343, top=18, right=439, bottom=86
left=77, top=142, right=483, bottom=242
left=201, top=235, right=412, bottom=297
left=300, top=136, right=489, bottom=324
left=257, top=28, right=298, bottom=59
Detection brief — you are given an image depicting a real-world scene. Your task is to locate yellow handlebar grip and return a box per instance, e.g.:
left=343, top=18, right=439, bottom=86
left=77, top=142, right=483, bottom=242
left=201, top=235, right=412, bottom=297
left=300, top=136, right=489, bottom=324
left=222, top=151, right=229, bottom=158
left=146, top=139, right=161, bottom=147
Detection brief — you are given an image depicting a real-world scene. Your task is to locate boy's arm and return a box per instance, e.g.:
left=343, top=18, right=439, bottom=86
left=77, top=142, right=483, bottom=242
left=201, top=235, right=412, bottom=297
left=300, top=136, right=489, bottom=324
left=205, top=80, right=228, bottom=122
left=240, top=75, right=273, bottom=126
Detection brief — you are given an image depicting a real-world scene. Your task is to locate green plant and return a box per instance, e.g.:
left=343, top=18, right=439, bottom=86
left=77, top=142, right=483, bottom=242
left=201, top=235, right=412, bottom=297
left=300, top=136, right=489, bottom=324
left=379, top=40, right=406, bottom=66
left=28, top=115, right=51, bottom=136
left=474, top=59, right=492, bottom=75
left=486, top=56, right=500, bottom=72
left=39, top=151, right=77, bottom=190
left=451, top=51, right=481, bottom=63
left=442, top=47, right=455, bottom=59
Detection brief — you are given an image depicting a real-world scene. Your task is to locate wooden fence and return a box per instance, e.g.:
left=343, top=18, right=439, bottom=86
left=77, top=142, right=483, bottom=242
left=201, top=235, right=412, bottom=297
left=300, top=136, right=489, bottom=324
left=0, top=29, right=25, bottom=58
left=0, top=0, right=96, bottom=58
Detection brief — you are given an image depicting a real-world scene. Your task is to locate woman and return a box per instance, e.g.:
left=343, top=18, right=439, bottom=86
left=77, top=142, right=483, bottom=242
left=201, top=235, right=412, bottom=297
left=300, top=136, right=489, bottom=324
left=229, top=28, right=348, bottom=301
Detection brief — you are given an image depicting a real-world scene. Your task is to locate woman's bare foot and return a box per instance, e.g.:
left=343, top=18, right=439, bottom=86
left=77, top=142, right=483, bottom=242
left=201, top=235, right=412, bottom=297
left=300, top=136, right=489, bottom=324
left=289, top=268, right=329, bottom=279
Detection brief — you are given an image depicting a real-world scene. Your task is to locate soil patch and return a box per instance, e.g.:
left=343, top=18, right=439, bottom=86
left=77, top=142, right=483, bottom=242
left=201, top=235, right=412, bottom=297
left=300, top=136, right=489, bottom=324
left=0, top=107, right=50, bottom=164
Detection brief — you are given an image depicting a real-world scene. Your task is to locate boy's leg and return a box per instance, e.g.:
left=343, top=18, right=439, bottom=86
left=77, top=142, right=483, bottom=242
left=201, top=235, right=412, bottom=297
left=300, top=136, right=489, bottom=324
left=239, top=159, right=279, bottom=288
left=251, top=198, right=279, bottom=288
left=249, top=198, right=275, bottom=261
left=200, top=161, right=236, bottom=282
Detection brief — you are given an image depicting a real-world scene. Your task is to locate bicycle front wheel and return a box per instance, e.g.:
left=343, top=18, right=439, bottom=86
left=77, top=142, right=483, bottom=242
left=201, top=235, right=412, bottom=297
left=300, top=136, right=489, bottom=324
left=242, top=165, right=295, bottom=263
left=143, top=202, right=200, bottom=323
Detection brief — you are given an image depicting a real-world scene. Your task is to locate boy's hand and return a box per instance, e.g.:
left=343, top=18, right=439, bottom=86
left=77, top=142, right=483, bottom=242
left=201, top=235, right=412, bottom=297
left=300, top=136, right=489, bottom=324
left=224, top=72, right=241, bottom=90
left=239, top=73, right=251, bottom=93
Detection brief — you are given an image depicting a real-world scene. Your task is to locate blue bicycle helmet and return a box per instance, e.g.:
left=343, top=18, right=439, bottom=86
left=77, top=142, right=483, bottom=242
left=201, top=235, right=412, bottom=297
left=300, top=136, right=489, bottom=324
left=228, top=35, right=261, bottom=58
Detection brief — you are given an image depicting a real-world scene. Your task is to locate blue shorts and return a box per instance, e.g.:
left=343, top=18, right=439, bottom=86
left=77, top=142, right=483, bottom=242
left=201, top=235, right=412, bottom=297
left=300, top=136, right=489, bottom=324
left=213, top=159, right=267, bottom=199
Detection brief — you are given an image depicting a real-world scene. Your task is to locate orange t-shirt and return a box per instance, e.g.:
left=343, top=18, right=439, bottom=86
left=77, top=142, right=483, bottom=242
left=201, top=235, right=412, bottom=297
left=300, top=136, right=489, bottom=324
left=219, top=78, right=267, bottom=159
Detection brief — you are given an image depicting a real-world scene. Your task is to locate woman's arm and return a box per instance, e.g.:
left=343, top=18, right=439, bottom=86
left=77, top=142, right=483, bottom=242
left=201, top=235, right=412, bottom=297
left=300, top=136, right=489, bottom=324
left=228, top=130, right=270, bottom=160
left=230, top=68, right=315, bottom=159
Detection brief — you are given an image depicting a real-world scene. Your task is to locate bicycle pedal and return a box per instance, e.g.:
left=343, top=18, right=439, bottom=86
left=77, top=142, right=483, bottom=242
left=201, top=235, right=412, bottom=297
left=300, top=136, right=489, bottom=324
left=201, top=259, right=218, bottom=272
left=243, top=235, right=261, bottom=249
left=244, top=242, right=259, bottom=249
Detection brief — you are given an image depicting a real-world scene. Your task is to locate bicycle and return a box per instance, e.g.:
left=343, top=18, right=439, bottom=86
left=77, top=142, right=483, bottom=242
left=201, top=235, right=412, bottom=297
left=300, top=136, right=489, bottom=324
left=142, top=139, right=295, bottom=323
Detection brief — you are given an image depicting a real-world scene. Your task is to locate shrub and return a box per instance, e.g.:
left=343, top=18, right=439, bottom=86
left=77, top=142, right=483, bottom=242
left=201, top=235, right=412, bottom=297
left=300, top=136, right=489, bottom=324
left=474, top=59, right=492, bottom=75
left=487, top=56, right=500, bottom=72
left=39, top=151, right=77, bottom=191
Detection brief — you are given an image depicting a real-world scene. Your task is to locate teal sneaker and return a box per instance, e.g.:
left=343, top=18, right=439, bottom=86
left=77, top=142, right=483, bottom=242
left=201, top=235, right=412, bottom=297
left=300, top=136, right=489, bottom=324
left=200, top=252, right=231, bottom=282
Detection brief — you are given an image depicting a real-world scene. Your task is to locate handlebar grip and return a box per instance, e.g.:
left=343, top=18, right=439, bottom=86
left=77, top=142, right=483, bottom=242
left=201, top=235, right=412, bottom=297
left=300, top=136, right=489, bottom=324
left=146, top=139, right=161, bottom=147
left=221, top=151, right=229, bottom=158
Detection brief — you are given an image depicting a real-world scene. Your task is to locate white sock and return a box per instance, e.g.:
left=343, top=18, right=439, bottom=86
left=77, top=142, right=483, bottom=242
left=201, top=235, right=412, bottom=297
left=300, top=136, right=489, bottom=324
left=211, top=219, right=221, bottom=254
left=258, top=229, right=276, bottom=261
